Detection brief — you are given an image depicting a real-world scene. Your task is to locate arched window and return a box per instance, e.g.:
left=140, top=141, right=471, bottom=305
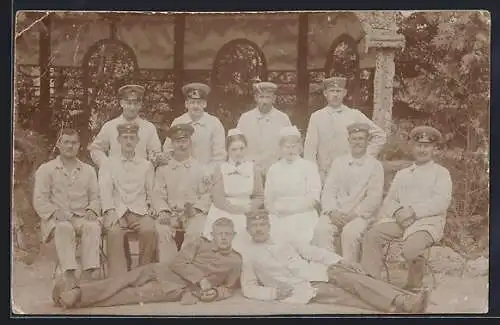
left=324, top=34, right=360, bottom=109
left=211, top=39, right=268, bottom=129
left=82, top=39, right=139, bottom=147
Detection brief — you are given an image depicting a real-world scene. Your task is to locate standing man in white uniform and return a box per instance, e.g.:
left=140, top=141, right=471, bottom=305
left=88, top=84, right=163, bottom=168
left=236, top=81, right=292, bottom=176
left=163, top=82, right=226, bottom=174
left=304, top=77, right=386, bottom=183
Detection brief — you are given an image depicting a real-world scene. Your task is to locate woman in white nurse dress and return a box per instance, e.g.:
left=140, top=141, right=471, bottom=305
left=202, top=129, right=264, bottom=253
left=264, top=125, right=322, bottom=246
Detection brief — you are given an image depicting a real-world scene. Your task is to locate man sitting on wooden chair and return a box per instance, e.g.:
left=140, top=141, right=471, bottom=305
left=360, top=126, right=453, bottom=292
left=153, top=123, right=212, bottom=264
left=98, top=122, right=158, bottom=278
left=33, top=128, right=101, bottom=292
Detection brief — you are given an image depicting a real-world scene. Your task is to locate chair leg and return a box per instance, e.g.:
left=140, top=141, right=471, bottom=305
left=383, top=243, right=391, bottom=283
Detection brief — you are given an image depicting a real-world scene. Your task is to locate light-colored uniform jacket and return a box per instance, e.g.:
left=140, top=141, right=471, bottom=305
left=376, top=160, right=453, bottom=242
left=303, top=105, right=386, bottom=182
left=88, top=115, right=162, bottom=168
left=241, top=240, right=341, bottom=304
left=236, top=107, right=292, bottom=174
left=162, top=112, right=226, bottom=173
left=33, top=157, right=100, bottom=242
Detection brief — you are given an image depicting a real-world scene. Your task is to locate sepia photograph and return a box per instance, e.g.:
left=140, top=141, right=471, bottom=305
left=12, top=10, right=490, bottom=315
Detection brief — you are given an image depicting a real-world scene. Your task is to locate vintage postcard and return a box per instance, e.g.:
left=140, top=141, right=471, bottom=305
left=12, top=10, right=490, bottom=315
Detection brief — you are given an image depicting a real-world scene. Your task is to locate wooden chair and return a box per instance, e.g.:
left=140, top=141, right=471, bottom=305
left=382, top=240, right=437, bottom=289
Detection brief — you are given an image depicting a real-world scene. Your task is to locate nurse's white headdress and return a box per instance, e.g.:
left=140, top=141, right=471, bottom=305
left=227, top=128, right=244, bottom=137
left=279, top=125, right=301, bottom=138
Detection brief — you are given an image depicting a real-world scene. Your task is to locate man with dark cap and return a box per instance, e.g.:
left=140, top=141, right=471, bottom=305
left=52, top=217, right=242, bottom=309
left=236, top=81, right=292, bottom=175
left=313, top=122, right=384, bottom=263
left=240, top=210, right=430, bottom=313
left=361, top=126, right=452, bottom=292
left=304, top=77, right=386, bottom=183
left=88, top=84, right=163, bottom=169
left=153, top=123, right=212, bottom=263
left=98, top=122, right=158, bottom=278
left=163, top=82, right=226, bottom=174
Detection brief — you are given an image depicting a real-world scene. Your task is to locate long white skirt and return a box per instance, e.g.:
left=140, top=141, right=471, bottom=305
left=269, top=210, right=319, bottom=246
left=202, top=204, right=252, bottom=253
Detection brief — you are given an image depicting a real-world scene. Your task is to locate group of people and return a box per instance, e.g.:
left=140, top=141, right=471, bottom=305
left=29, top=75, right=453, bottom=313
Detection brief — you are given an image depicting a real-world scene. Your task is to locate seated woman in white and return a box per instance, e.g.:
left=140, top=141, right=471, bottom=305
left=265, top=125, right=322, bottom=246
left=202, top=128, right=265, bottom=253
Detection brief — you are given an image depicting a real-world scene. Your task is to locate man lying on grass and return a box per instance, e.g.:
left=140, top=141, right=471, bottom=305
left=240, top=209, right=430, bottom=313
left=53, top=217, right=242, bottom=308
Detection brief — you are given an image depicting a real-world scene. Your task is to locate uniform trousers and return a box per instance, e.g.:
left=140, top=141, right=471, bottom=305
left=106, top=211, right=158, bottom=278
left=53, top=215, right=101, bottom=272
left=155, top=213, right=206, bottom=263
left=360, top=221, right=434, bottom=288
left=313, top=214, right=370, bottom=263
left=73, top=263, right=187, bottom=308
left=326, top=263, right=416, bottom=312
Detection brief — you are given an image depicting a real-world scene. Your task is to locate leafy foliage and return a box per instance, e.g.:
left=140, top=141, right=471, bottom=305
left=393, top=11, right=490, bottom=257
left=394, top=11, right=490, bottom=150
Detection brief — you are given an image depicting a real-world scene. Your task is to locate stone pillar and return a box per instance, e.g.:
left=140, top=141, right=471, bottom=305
left=356, top=11, right=405, bottom=135
left=372, top=48, right=396, bottom=134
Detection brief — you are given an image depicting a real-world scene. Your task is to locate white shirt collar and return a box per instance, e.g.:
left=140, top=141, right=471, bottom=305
left=348, top=153, right=368, bottom=166
left=326, top=104, right=347, bottom=113
left=118, top=114, right=142, bottom=124
left=255, top=107, right=276, bottom=119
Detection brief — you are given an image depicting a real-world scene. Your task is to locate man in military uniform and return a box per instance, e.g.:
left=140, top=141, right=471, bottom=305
left=312, top=122, right=384, bottom=263
left=88, top=84, right=164, bottom=169
left=361, top=126, right=452, bottom=292
left=304, top=77, right=386, bottom=183
left=153, top=123, right=212, bottom=263
left=53, top=217, right=242, bottom=309
left=163, top=82, right=226, bottom=173
left=236, top=81, right=292, bottom=175
left=98, top=122, right=158, bottom=278
left=241, top=210, right=430, bottom=313
left=33, top=128, right=101, bottom=289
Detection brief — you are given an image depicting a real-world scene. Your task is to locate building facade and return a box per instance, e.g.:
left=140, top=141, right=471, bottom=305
left=15, top=11, right=404, bottom=148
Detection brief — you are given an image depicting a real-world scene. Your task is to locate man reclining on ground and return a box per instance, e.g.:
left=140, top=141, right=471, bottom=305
left=52, top=217, right=242, bottom=308
left=240, top=209, right=430, bottom=313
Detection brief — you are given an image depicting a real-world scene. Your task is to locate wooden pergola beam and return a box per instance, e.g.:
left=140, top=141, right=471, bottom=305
left=173, top=13, right=186, bottom=119
left=297, top=13, right=309, bottom=130
left=36, top=14, right=51, bottom=135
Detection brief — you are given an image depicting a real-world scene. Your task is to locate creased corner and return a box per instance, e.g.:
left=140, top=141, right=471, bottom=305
left=15, top=11, right=51, bottom=41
